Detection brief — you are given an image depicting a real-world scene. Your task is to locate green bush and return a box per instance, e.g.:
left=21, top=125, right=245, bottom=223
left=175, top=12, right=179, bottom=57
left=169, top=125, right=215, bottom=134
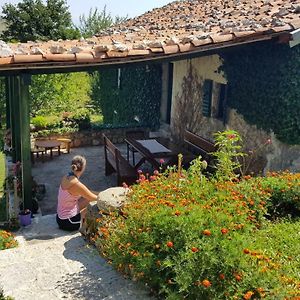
left=62, top=109, right=91, bottom=130
left=93, top=131, right=300, bottom=299
left=0, top=288, right=14, bottom=300
left=31, top=116, right=48, bottom=130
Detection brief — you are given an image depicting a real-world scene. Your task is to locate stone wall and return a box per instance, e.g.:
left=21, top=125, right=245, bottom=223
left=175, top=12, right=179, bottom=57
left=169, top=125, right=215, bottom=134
left=170, top=55, right=300, bottom=173
left=36, top=126, right=150, bottom=148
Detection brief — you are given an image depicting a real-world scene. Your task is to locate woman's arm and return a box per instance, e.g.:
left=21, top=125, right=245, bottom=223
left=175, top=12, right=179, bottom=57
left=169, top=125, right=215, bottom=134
left=70, top=182, right=98, bottom=201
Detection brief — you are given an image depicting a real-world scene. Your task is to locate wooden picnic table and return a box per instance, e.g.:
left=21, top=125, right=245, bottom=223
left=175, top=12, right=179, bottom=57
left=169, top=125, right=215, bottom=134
left=35, top=140, right=61, bottom=158
left=125, top=137, right=195, bottom=170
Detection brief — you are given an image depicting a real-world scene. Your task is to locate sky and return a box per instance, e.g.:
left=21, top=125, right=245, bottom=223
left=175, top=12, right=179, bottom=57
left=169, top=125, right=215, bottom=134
left=0, top=0, right=173, bottom=24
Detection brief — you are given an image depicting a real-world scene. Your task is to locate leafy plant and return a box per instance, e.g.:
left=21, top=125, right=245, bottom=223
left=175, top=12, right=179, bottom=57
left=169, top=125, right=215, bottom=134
left=0, top=230, right=18, bottom=250
left=91, top=130, right=300, bottom=299
left=220, top=42, right=300, bottom=145
left=91, top=65, right=162, bottom=129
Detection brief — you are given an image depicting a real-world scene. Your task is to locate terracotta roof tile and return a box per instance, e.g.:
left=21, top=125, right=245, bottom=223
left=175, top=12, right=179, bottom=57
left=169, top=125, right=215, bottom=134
left=0, top=0, right=299, bottom=69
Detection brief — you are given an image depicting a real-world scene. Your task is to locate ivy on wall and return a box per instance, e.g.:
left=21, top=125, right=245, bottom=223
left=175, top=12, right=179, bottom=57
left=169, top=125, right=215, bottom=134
left=91, top=64, right=162, bottom=129
left=220, top=42, right=300, bottom=145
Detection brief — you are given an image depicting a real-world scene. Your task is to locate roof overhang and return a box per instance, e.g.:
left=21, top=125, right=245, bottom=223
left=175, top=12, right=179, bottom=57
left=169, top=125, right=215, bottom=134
left=0, top=32, right=288, bottom=76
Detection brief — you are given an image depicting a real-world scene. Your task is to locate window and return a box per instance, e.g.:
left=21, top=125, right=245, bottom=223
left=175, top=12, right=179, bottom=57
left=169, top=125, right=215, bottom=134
left=202, top=80, right=227, bottom=123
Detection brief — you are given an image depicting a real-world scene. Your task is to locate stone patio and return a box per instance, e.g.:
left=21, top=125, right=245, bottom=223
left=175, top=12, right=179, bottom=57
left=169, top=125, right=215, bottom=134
left=32, top=144, right=131, bottom=215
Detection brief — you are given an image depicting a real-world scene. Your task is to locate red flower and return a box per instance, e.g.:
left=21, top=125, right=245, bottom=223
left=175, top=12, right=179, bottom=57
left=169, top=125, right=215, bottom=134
left=219, top=274, right=225, bottom=280
left=166, top=241, right=174, bottom=248
left=243, top=248, right=250, bottom=254
left=159, top=159, right=165, bottom=164
left=227, top=134, right=236, bottom=139
left=191, top=247, right=198, bottom=253
left=221, top=228, right=229, bottom=235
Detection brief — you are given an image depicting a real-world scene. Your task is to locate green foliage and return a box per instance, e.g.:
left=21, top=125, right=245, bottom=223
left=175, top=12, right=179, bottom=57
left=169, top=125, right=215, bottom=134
left=0, top=288, right=14, bottom=300
left=220, top=42, right=300, bottom=145
left=62, top=108, right=91, bottom=130
left=91, top=65, right=162, bottom=129
left=92, top=131, right=300, bottom=299
left=1, top=0, right=80, bottom=42
left=78, top=6, right=127, bottom=38
left=0, top=230, right=17, bottom=250
left=30, top=72, right=91, bottom=116
left=213, top=130, right=244, bottom=181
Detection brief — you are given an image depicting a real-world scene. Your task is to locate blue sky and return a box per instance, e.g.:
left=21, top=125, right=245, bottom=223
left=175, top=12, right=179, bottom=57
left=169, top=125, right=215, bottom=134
left=1, top=0, right=172, bottom=24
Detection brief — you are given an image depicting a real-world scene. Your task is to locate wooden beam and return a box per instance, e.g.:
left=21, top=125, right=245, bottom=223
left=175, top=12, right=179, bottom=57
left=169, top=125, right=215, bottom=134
left=11, top=77, right=22, bottom=163
left=19, top=75, right=32, bottom=210
left=5, top=77, right=10, bottom=129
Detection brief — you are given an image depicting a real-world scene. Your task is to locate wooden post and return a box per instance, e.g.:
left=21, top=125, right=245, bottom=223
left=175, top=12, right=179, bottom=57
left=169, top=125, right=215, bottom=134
left=20, top=74, right=32, bottom=211
left=4, top=77, right=11, bottom=129
left=10, top=77, right=22, bottom=163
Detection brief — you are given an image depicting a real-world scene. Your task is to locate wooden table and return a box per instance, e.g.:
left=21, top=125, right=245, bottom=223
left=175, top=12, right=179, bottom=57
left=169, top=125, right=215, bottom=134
left=125, top=137, right=195, bottom=170
left=35, top=140, right=61, bottom=158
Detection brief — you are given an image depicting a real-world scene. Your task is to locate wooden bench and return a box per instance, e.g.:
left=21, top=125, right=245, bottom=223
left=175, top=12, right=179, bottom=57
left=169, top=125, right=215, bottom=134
left=103, top=134, right=138, bottom=186
left=184, top=130, right=217, bottom=171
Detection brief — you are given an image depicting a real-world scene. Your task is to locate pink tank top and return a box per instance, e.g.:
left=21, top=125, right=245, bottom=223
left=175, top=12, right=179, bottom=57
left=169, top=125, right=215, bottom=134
left=57, top=185, right=80, bottom=219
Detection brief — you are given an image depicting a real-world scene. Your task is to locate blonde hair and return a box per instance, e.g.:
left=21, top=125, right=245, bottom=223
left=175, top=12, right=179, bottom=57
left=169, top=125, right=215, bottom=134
left=71, top=155, right=86, bottom=172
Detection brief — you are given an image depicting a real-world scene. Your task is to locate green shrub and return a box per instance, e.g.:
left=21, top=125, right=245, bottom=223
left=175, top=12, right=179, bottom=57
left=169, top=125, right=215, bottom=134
left=93, top=131, right=300, bottom=299
left=62, top=109, right=91, bottom=130
left=31, top=116, right=48, bottom=130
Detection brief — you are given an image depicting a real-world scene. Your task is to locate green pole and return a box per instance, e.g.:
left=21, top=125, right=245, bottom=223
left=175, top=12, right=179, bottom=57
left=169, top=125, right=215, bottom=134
left=20, top=74, right=32, bottom=211
left=8, top=77, right=17, bottom=162
left=4, top=77, right=11, bottom=129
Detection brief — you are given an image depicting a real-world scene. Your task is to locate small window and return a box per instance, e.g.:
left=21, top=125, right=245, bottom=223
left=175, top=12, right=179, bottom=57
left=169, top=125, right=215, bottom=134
left=202, top=79, right=213, bottom=117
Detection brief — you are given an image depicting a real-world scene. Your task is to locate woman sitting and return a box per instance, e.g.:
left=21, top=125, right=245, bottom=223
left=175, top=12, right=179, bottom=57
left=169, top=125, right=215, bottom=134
left=56, top=155, right=98, bottom=231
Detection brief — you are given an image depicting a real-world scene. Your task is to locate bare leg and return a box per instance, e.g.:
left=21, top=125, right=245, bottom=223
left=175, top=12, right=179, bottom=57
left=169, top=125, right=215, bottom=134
left=78, top=198, right=90, bottom=235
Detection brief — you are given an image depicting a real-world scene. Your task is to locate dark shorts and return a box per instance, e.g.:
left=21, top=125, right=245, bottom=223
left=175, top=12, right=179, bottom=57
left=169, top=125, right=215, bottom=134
left=56, top=213, right=81, bottom=231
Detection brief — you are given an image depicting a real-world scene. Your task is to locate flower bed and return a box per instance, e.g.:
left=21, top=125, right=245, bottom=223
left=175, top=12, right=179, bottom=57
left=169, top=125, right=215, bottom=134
left=0, top=230, right=18, bottom=250
left=92, top=131, right=300, bottom=299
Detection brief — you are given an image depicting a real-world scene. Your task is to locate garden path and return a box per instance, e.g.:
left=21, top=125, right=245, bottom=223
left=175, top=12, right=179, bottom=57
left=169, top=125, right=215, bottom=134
left=0, top=214, right=153, bottom=299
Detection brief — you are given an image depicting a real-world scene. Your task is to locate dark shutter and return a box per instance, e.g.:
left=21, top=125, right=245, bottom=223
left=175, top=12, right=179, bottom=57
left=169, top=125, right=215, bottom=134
left=166, top=63, right=173, bottom=124
left=217, top=83, right=227, bottom=120
left=202, top=79, right=213, bottom=117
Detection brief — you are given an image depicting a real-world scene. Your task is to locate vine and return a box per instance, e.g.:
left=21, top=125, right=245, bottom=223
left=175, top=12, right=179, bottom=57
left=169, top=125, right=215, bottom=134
left=220, top=42, right=300, bottom=145
left=91, top=64, right=162, bottom=129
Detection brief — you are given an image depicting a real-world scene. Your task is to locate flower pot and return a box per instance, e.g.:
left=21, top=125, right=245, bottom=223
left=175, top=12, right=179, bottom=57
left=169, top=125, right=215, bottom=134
left=19, top=211, right=32, bottom=226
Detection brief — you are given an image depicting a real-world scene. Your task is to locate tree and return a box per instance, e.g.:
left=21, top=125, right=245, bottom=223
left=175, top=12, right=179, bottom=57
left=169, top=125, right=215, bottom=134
left=78, top=6, right=128, bottom=38
left=1, top=0, right=80, bottom=42
left=30, top=73, right=91, bottom=116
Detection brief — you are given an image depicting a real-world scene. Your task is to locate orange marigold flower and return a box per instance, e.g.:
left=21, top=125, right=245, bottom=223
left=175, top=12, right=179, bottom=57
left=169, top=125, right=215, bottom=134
left=243, top=248, right=250, bottom=254
left=191, top=247, right=199, bottom=253
left=243, top=291, right=254, bottom=300
left=221, top=228, right=229, bottom=235
left=234, top=274, right=242, bottom=281
left=174, top=210, right=181, bottom=216
left=203, top=229, right=211, bottom=236
left=219, top=273, right=225, bottom=280
left=202, top=279, right=212, bottom=288
left=166, top=241, right=174, bottom=248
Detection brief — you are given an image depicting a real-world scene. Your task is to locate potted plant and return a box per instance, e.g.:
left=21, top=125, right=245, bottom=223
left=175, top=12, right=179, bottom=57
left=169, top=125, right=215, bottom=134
left=19, top=209, right=31, bottom=226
